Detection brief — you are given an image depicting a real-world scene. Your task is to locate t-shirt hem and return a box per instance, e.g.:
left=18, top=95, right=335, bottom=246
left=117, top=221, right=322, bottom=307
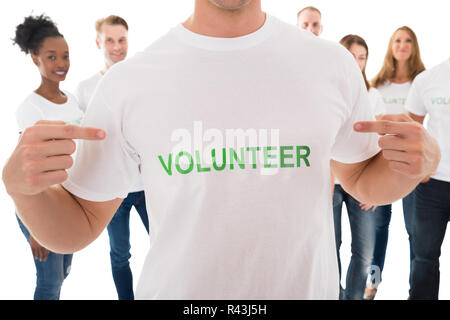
left=405, top=105, right=426, bottom=116
left=62, top=179, right=128, bottom=202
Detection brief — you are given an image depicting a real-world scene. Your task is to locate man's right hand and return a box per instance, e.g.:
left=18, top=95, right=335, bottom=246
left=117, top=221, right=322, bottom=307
left=2, top=121, right=105, bottom=197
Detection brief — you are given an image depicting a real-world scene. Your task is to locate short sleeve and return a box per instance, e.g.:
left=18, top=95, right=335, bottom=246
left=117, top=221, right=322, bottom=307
left=331, top=59, right=380, bottom=164
left=62, top=80, right=140, bottom=201
left=15, top=103, right=44, bottom=133
left=405, top=75, right=426, bottom=116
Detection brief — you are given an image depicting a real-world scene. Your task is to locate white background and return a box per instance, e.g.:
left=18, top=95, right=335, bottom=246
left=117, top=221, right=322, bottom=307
left=0, top=0, right=449, bottom=300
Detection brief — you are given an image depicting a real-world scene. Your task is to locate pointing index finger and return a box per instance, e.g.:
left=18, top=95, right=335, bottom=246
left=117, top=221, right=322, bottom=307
left=354, top=120, right=407, bottom=136
left=27, top=124, right=106, bottom=142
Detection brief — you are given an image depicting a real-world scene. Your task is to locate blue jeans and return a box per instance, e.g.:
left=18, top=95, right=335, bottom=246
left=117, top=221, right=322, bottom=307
left=107, top=191, right=149, bottom=300
left=369, top=190, right=415, bottom=291
left=17, top=216, right=72, bottom=300
left=333, top=184, right=386, bottom=300
left=402, top=190, right=416, bottom=289
left=370, top=203, right=392, bottom=280
left=410, top=178, right=449, bottom=300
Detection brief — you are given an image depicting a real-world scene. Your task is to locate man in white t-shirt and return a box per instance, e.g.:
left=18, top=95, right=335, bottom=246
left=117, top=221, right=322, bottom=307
left=75, top=15, right=149, bottom=300
left=297, top=6, right=323, bottom=37
left=3, top=0, right=441, bottom=300
left=75, top=15, right=129, bottom=113
left=405, top=58, right=450, bottom=300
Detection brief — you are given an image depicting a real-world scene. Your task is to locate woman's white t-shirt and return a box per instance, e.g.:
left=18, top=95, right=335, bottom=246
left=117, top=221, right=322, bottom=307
left=16, top=91, right=83, bottom=132
left=377, top=81, right=411, bottom=114
left=368, top=87, right=386, bottom=117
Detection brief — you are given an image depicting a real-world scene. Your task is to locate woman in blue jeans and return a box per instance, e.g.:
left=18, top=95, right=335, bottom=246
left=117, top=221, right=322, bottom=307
left=366, top=26, right=426, bottom=299
left=17, top=217, right=72, bottom=300
left=12, top=15, right=81, bottom=299
left=333, top=186, right=392, bottom=300
left=333, top=35, right=391, bottom=300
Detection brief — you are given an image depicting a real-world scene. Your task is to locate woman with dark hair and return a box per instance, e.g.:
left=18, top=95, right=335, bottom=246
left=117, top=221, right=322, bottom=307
left=332, top=34, right=389, bottom=300
left=13, top=14, right=83, bottom=300
left=368, top=26, right=426, bottom=299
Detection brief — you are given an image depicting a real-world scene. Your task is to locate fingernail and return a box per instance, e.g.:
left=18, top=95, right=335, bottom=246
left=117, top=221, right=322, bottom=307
left=354, top=123, right=363, bottom=130
left=96, top=130, right=105, bottom=138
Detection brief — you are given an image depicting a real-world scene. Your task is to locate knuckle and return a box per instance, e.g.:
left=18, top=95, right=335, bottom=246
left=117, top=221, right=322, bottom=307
left=410, top=158, right=424, bottom=175
left=25, top=174, right=39, bottom=187
left=20, top=145, right=36, bottom=158
left=63, top=125, right=75, bottom=136
left=413, top=154, right=423, bottom=166
left=22, top=126, right=37, bottom=140
left=417, top=157, right=425, bottom=171
left=411, top=166, right=422, bottom=176
left=416, top=142, right=425, bottom=154
left=382, top=122, right=392, bottom=133
left=22, top=160, right=37, bottom=173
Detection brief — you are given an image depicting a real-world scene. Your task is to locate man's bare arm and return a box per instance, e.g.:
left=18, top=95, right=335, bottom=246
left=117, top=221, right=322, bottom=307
left=2, top=121, right=119, bottom=254
left=331, top=114, right=440, bottom=205
left=331, top=153, right=421, bottom=205
left=12, top=185, right=122, bottom=254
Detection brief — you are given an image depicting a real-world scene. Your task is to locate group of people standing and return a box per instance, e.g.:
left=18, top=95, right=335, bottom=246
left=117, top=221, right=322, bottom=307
left=6, top=1, right=448, bottom=300
left=298, top=6, right=449, bottom=300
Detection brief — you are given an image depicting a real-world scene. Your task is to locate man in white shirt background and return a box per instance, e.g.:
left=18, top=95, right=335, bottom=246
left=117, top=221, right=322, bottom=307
left=75, top=15, right=149, bottom=300
left=297, top=6, right=323, bottom=36
left=75, top=15, right=129, bottom=112
left=2, top=0, right=441, bottom=300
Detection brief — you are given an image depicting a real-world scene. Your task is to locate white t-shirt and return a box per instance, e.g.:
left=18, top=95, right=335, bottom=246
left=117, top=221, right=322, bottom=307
left=63, top=15, right=379, bottom=299
left=74, top=72, right=102, bottom=113
left=75, top=72, right=144, bottom=192
left=406, top=59, right=450, bottom=182
left=377, top=81, right=411, bottom=114
left=16, top=91, right=83, bottom=132
left=368, top=88, right=386, bottom=117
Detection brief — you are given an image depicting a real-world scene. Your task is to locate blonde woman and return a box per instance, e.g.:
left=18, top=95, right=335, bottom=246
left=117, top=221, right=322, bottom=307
left=368, top=26, right=426, bottom=299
